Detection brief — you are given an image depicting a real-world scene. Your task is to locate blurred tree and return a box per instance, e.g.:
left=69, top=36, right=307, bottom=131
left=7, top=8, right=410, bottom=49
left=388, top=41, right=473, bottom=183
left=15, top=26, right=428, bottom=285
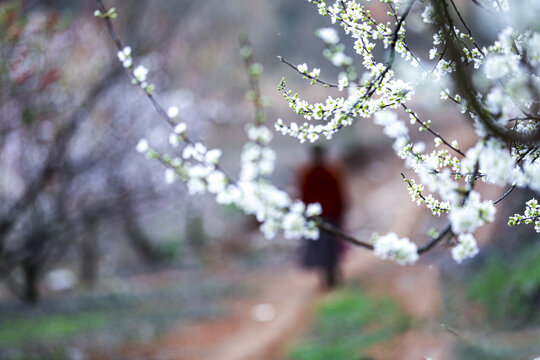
left=0, top=0, right=204, bottom=303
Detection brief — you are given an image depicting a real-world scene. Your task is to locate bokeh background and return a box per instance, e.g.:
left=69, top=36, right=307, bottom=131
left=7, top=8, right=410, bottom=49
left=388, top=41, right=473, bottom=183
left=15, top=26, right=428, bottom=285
left=0, top=0, right=539, bottom=359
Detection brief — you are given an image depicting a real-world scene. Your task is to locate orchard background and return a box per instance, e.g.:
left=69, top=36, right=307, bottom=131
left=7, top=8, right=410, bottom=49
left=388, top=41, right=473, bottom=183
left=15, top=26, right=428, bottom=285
left=0, top=0, right=539, bottom=359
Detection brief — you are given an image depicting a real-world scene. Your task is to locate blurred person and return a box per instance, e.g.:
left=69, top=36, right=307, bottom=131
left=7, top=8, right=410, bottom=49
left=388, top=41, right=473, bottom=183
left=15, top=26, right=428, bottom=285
left=298, top=145, right=347, bottom=289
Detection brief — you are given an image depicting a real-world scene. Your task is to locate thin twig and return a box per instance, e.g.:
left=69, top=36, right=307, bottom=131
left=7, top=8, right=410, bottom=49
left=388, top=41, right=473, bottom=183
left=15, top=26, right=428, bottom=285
left=418, top=224, right=453, bottom=254
left=448, top=0, right=484, bottom=54
left=402, top=104, right=465, bottom=157
left=493, top=185, right=516, bottom=205
left=441, top=323, right=459, bottom=337
left=278, top=56, right=341, bottom=88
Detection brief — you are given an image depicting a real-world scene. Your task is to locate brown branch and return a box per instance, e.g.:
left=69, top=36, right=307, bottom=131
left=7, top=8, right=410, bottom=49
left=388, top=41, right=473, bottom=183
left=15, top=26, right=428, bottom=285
left=277, top=56, right=341, bottom=88
left=318, top=221, right=374, bottom=250
left=448, top=0, right=484, bottom=54
left=418, top=224, right=453, bottom=254
left=240, top=35, right=267, bottom=125
left=432, top=0, right=540, bottom=145
left=95, top=0, right=235, bottom=181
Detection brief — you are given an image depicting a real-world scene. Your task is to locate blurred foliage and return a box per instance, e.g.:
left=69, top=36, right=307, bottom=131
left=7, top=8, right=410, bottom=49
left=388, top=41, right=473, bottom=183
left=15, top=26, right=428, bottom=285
left=287, top=284, right=409, bottom=360
left=0, top=1, right=23, bottom=41
left=454, top=337, right=540, bottom=360
left=156, top=236, right=185, bottom=263
left=466, top=242, right=540, bottom=327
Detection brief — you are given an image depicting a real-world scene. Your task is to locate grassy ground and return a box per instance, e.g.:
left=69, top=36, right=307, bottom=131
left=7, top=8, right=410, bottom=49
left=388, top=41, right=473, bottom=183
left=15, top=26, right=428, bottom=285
left=441, top=238, right=540, bottom=359
left=0, top=270, right=247, bottom=360
left=466, top=242, right=540, bottom=327
left=287, top=283, right=410, bottom=360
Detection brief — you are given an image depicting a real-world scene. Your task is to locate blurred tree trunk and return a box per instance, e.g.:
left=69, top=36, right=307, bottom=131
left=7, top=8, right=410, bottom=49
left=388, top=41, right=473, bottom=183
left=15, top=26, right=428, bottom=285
left=116, top=182, right=163, bottom=264
left=79, top=228, right=99, bottom=287
left=123, top=215, right=163, bottom=265
left=186, top=215, right=206, bottom=261
left=22, top=258, right=40, bottom=304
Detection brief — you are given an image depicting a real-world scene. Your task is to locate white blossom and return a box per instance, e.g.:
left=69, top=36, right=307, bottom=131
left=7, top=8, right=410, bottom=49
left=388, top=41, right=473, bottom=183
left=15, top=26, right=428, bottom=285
left=451, top=233, right=479, bottom=263
left=117, top=46, right=132, bottom=68
left=449, top=192, right=496, bottom=234
left=164, top=168, right=176, bottom=184
left=207, top=170, right=227, bottom=193
left=491, top=0, right=509, bottom=12
left=373, top=233, right=419, bottom=265
left=135, top=138, right=149, bottom=153
left=216, top=185, right=242, bottom=205
left=167, top=106, right=179, bottom=119
left=174, top=122, right=187, bottom=135
left=421, top=3, right=435, bottom=24
left=483, top=54, right=517, bottom=79
left=478, top=139, right=514, bottom=185
left=338, top=76, right=348, bottom=91
left=169, top=133, right=180, bottom=148
left=133, top=65, right=148, bottom=83
left=282, top=211, right=306, bottom=240
left=246, top=125, right=273, bottom=145
left=316, top=27, right=339, bottom=44
left=187, top=178, right=206, bottom=195
left=124, top=0, right=540, bottom=264
left=306, top=203, right=322, bottom=217
left=205, top=149, right=222, bottom=164
left=374, top=111, right=409, bottom=141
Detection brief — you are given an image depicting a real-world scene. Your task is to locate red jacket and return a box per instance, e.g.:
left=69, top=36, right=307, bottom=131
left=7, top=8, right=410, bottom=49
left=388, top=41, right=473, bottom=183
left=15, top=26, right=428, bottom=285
left=298, top=163, right=345, bottom=219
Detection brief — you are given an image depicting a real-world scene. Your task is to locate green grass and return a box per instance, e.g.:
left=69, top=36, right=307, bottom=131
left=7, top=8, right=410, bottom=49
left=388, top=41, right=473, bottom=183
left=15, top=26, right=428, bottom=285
left=0, top=311, right=108, bottom=347
left=0, top=276, right=237, bottom=357
left=288, top=285, right=410, bottom=360
left=466, top=243, right=540, bottom=326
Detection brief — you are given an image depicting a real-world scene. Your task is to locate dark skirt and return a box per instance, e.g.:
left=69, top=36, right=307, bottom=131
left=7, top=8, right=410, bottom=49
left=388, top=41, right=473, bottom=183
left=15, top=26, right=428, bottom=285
left=299, top=219, right=341, bottom=270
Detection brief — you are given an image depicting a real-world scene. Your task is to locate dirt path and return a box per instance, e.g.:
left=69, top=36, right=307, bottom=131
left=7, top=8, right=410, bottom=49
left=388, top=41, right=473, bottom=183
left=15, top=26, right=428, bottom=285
left=123, top=157, right=456, bottom=360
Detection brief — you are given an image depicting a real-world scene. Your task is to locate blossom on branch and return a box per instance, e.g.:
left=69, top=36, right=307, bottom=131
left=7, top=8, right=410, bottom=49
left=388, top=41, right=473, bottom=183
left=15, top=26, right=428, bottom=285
left=373, top=232, right=419, bottom=266
left=95, top=0, right=540, bottom=266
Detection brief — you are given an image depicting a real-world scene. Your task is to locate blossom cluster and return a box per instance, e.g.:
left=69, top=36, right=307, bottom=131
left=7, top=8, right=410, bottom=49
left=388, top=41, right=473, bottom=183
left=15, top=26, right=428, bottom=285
left=402, top=176, right=450, bottom=216
left=277, top=0, right=417, bottom=144
left=277, top=0, right=540, bottom=263
left=100, top=26, right=326, bottom=244
left=508, top=199, right=540, bottom=233
left=97, top=0, right=540, bottom=266
left=136, top=121, right=323, bottom=241
left=373, top=232, right=419, bottom=265
left=113, top=45, right=155, bottom=95
left=451, top=233, right=479, bottom=264
left=449, top=192, right=495, bottom=234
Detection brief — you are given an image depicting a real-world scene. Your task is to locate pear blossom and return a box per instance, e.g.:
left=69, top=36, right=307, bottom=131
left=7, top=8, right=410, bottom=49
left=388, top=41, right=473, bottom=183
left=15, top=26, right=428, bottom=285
left=373, top=233, right=419, bottom=265
left=316, top=27, right=339, bottom=44
left=117, top=46, right=132, bottom=68
left=167, top=106, right=179, bottom=119
left=164, top=168, right=176, bottom=184
left=135, top=138, right=149, bottom=153
left=297, top=63, right=308, bottom=73
left=449, top=192, right=495, bottom=234
left=174, top=122, right=187, bottom=135
left=169, top=133, right=180, bottom=148
left=101, top=0, right=540, bottom=267
left=306, top=203, right=322, bottom=217
left=207, top=171, right=227, bottom=194
left=133, top=65, right=148, bottom=83
left=451, top=233, right=479, bottom=263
